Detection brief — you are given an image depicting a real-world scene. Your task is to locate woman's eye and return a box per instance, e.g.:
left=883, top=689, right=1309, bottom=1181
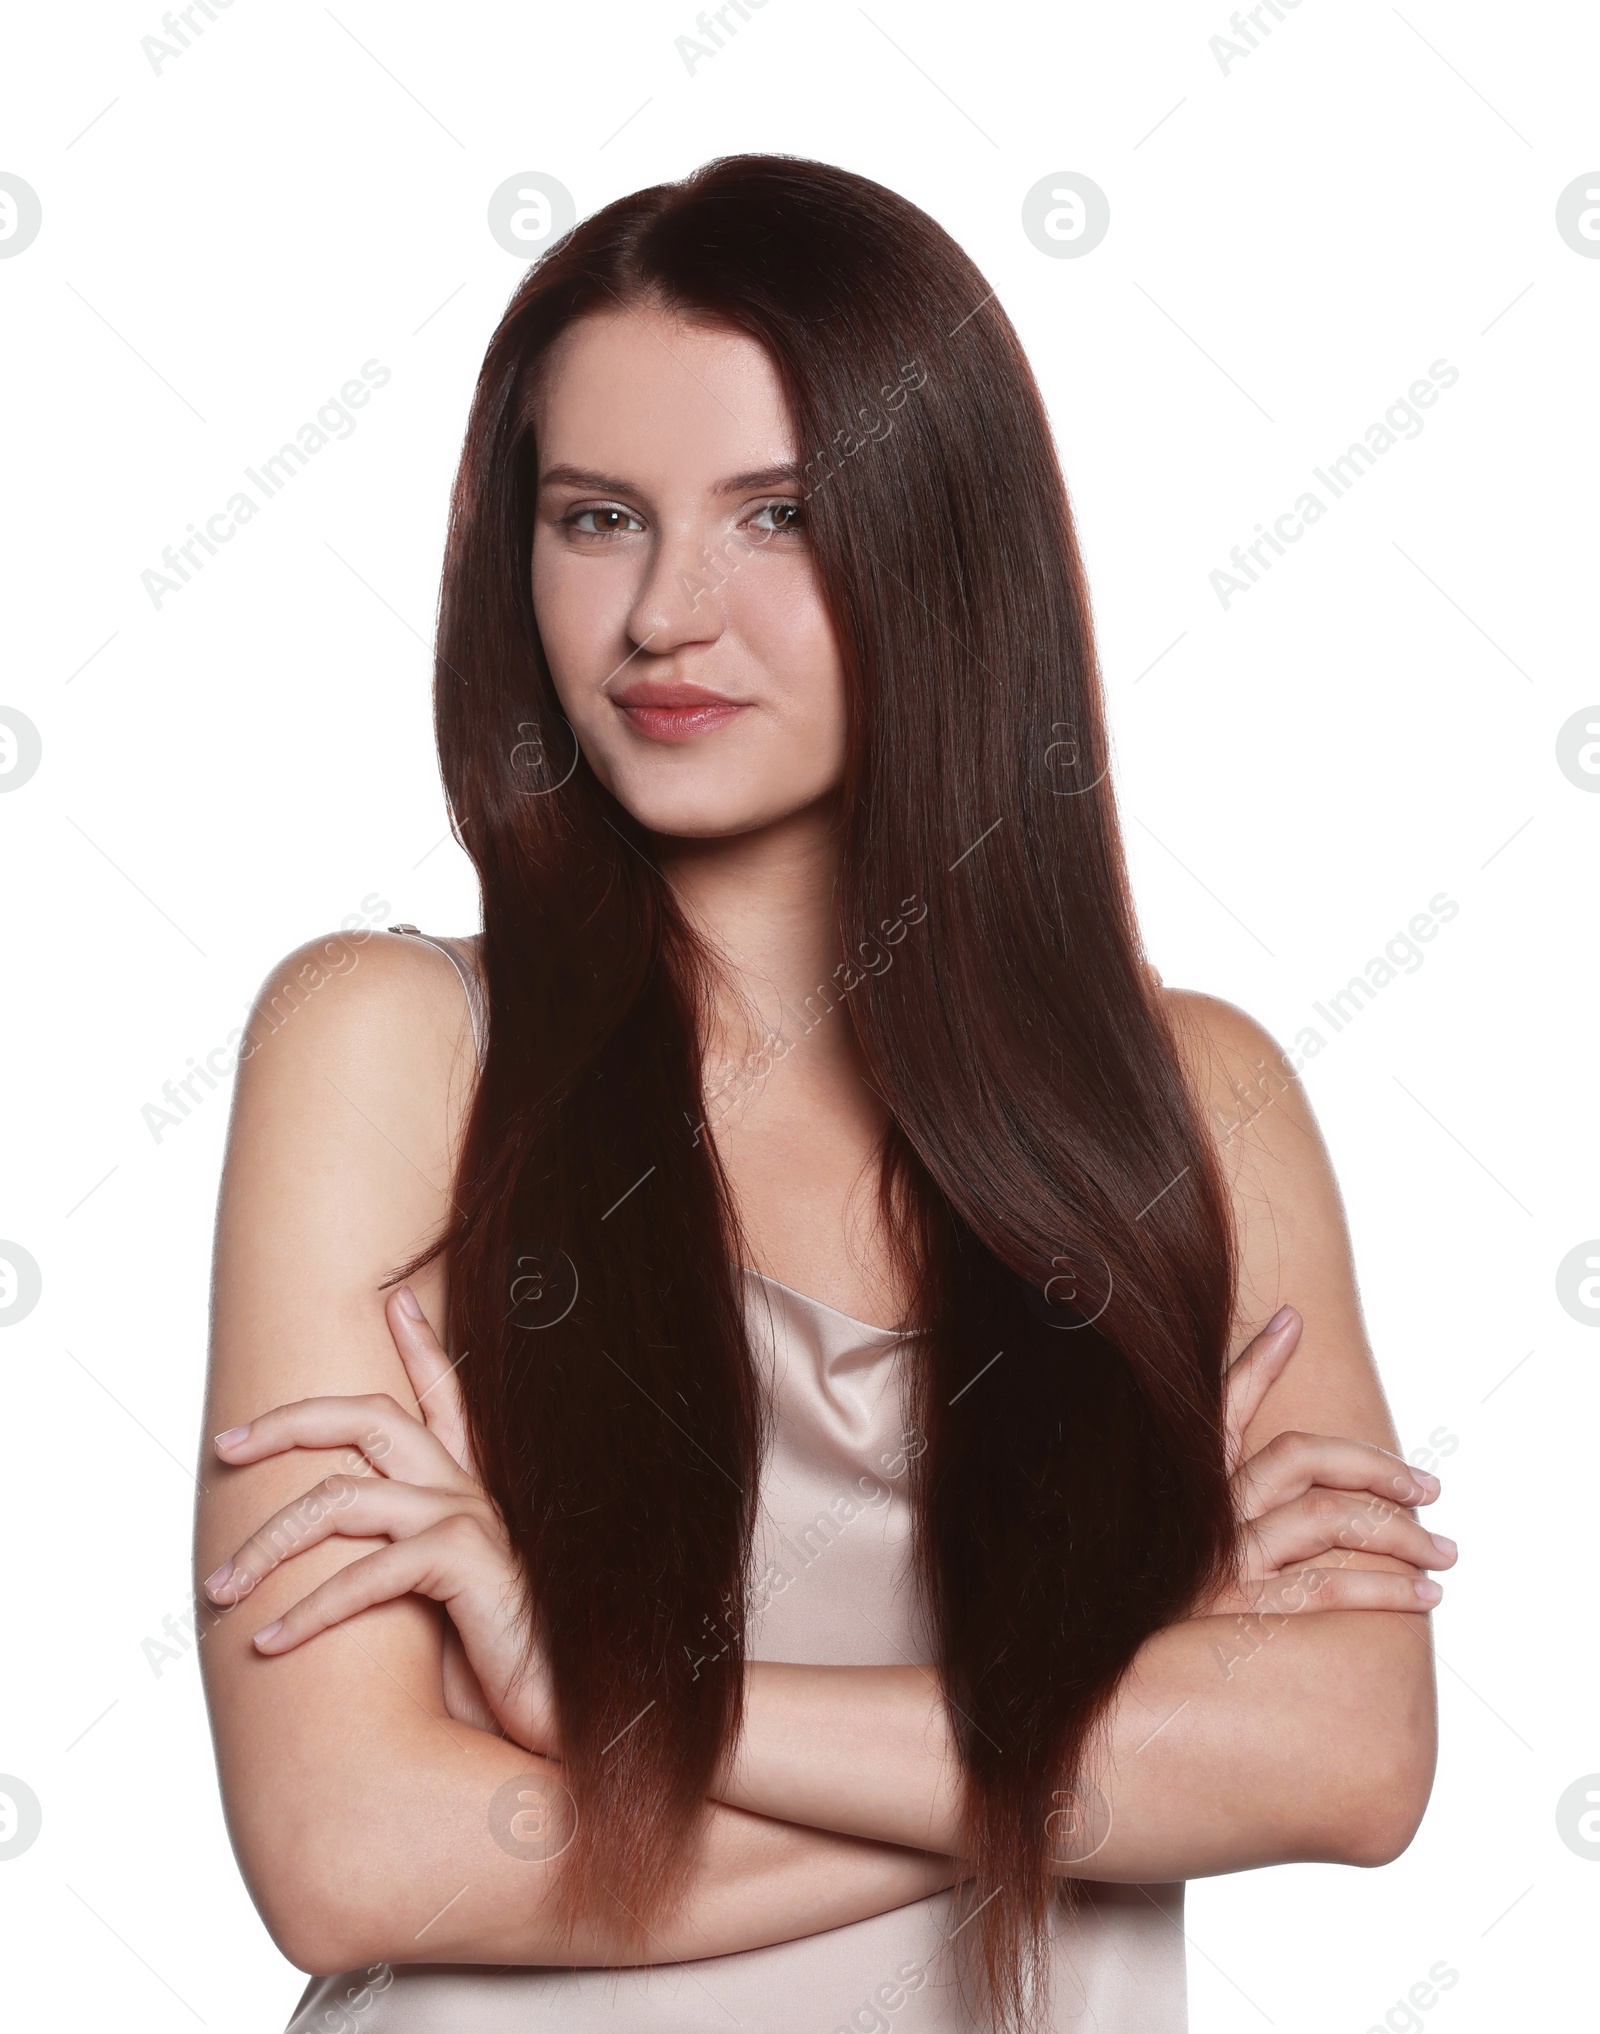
left=565, top=506, right=644, bottom=536
left=750, top=500, right=804, bottom=535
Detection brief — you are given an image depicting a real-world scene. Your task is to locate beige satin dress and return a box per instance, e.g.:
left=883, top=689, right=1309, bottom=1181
left=285, top=931, right=1188, bottom=2031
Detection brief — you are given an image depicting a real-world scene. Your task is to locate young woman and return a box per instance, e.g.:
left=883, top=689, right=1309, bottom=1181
left=195, top=155, right=1453, bottom=2033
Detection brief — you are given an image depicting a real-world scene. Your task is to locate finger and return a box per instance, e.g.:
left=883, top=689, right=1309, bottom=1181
left=250, top=1520, right=484, bottom=1653
left=203, top=1475, right=475, bottom=1605
left=387, top=1285, right=476, bottom=1477
left=1243, top=1489, right=1458, bottom=1577
left=1208, top=1563, right=1443, bottom=1620
left=1222, top=1307, right=1303, bottom=1470
left=1235, top=1429, right=1440, bottom=1521
left=213, top=1393, right=473, bottom=1492
left=441, top=1621, right=507, bottom=1737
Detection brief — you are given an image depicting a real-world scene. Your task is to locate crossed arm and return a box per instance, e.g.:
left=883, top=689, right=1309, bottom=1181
left=196, top=935, right=1444, bottom=1974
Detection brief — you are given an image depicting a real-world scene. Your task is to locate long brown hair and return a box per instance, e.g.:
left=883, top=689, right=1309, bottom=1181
left=400, top=153, right=1239, bottom=2031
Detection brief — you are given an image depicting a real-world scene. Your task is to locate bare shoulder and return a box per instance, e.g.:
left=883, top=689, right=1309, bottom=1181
left=1161, top=987, right=1299, bottom=1133
left=1161, top=986, right=1328, bottom=1213
left=1158, top=986, right=1402, bottom=1457
left=208, top=925, right=482, bottom=1429
left=240, top=926, right=479, bottom=1087
left=215, top=924, right=484, bottom=1390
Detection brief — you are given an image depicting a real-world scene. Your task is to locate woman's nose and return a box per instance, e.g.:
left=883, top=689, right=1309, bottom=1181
left=624, top=519, right=736, bottom=654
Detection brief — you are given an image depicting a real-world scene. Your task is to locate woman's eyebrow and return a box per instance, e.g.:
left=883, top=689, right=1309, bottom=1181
left=714, top=462, right=802, bottom=494
left=538, top=464, right=635, bottom=494
left=538, top=461, right=802, bottom=495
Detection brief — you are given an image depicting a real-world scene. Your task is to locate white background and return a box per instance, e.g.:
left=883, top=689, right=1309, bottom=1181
left=2, top=1, right=1596, bottom=2028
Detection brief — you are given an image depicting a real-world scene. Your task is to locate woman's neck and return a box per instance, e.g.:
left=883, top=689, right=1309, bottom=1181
left=653, top=798, right=901, bottom=1324
left=653, top=799, right=852, bottom=1071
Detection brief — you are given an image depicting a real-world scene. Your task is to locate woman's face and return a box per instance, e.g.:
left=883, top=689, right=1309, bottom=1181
left=529, top=299, right=848, bottom=840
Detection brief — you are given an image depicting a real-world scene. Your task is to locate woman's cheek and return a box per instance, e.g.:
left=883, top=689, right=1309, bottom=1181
left=532, top=540, right=627, bottom=692
left=741, top=588, right=848, bottom=760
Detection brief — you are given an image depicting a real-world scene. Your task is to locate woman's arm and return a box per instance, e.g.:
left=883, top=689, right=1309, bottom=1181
left=196, top=932, right=959, bottom=1974
left=710, top=992, right=1445, bottom=1877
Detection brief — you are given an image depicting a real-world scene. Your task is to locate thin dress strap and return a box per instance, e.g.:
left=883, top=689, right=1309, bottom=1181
left=387, top=924, right=487, bottom=1069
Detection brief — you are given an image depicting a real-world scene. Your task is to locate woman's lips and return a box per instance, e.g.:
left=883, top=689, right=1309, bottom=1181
left=615, top=697, right=749, bottom=743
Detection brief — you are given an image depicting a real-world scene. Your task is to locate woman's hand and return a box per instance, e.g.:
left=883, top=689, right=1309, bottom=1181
left=1197, top=1304, right=1456, bottom=1620
left=202, top=1286, right=560, bottom=1755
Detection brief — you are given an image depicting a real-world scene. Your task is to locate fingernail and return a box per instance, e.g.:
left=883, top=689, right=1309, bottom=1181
left=1265, top=1305, right=1296, bottom=1334
left=1414, top=1469, right=1441, bottom=1493
left=204, top=1561, right=233, bottom=1595
left=396, top=1285, right=423, bottom=1320
left=1414, top=1578, right=1443, bottom=1606
left=1430, top=1533, right=1457, bottom=1561
left=253, top=1620, right=283, bottom=1648
left=214, top=1425, right=250, bottom=1450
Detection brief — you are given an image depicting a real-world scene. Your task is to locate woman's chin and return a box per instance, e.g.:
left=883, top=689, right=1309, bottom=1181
left=606, top=772, right=834, bottom=846
left=627, top=800, right=791, bottom=843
